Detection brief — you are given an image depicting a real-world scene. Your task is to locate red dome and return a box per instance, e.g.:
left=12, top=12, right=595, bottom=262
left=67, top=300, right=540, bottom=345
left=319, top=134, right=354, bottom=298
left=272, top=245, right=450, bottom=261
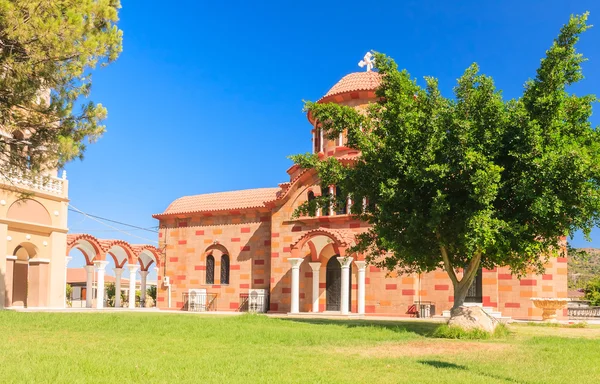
left=318, top=71, right=381, bottom=102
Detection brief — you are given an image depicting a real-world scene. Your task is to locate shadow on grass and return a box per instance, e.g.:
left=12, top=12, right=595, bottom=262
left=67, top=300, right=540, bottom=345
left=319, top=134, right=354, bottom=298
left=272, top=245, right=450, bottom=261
left=418, top=360, right=528, bottom=383
left=280, top=317, right=443, bottom=337
left=419, top=360, right=466, bottom=370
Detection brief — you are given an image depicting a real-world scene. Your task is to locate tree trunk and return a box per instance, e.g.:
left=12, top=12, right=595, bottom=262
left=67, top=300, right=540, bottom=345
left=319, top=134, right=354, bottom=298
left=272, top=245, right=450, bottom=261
left=438, top=243, right=482, bottom=310
left=452, top=277, right=474, bottom=310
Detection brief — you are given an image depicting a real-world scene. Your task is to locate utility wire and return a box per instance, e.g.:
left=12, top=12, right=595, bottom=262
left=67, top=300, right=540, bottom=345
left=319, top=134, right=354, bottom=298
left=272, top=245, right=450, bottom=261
left=68, top=208, right=158, bottom=233
left=68, top=204, right=159, bottom=244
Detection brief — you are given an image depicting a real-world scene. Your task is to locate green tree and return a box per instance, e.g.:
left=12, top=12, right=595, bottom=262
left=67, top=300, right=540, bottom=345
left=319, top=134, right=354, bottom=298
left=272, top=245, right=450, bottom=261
left=65, top=283, right=72, bottom=307
left=147, top=285, right=157, bottom=301
left=0, top=0, right=122, bottom=174
left=106, top=282, right=116, bottom=307
left=292, top=13, right=600, bottom=310
left=584, top=277, right=600, bottom=306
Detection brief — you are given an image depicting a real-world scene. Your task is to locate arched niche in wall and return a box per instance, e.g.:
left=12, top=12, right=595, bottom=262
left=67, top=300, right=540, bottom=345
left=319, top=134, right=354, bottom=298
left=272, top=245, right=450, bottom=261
left=7, top=199, right=52, bottom=226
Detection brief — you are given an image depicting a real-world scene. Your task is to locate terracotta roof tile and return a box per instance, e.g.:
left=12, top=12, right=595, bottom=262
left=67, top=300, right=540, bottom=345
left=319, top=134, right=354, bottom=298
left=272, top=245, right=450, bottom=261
left=319, top=71, right=381, bottom=101
left=67, top=268, right=128, bottom=284
left=157, top=187, right=280, bottom=216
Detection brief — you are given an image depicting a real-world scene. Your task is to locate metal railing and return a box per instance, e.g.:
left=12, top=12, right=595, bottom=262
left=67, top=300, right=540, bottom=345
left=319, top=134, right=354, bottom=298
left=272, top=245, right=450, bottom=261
left=239, top=291, right=269, bottom=313
left=568, top=306, right=600, bottom=319
left=183, top=292, right=218, bottom=312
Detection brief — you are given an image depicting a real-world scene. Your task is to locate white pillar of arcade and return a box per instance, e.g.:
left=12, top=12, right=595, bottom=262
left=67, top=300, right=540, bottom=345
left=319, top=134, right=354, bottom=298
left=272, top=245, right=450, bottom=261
left=114, top=268, right=123, bottom=308
left=94, top=260, right=109, bottom=309
left=337, top=256, right=353, bottom=315
left=308, top=262, right=321, bottom=313
left=84, top=264, right=94, bottom=308
left=128, top=264, right=139, bottom=309
left=140, top=270, right=149, bottom=307
left=288, top=258, right=303, bottom=314
left=355, top=261, right=366, bottom=315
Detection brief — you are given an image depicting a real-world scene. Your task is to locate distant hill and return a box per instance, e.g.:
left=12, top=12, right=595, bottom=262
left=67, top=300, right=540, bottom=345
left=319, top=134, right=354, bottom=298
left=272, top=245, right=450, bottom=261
left=568, top=247, right=600, bottom=289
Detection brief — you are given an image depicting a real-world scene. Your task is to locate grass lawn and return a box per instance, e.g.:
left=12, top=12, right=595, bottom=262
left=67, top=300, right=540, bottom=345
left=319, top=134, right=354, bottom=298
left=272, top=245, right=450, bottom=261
left=0, top=311, right=599, bottom=383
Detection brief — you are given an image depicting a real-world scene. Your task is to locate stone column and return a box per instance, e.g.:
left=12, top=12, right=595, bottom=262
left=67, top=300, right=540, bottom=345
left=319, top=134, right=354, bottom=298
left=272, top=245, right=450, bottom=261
left=113, top=268, right=123, bottom=308
left=355, top=261, right=366, bottom=315
left=84, top=264, right=94, bottom=308
left=94, top=260, right=108, bottom=309
left=329, top=185, right=335, bottom=216
left=288, top=258, right=303, bottom=314
left=337, top=256, right=354, bottom=315
left=128, top=264, right=139, bottom=309
left=64, top=256, right=72, bottom=308
left=319, top=127, right=323, bottom=152
left=308, top=262, right=321, bottom=313
left=140, top=270, right=149, bottom=307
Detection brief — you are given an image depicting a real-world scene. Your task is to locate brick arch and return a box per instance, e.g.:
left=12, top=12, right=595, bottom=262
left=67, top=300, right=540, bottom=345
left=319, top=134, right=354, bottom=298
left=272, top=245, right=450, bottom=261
left=134, top=245, right=162, bottom=271
left=203, top=243, right=229, bottom=260
left=67, top=234, right=103, bottom=265
left=99, top=240, right=137, bottom=266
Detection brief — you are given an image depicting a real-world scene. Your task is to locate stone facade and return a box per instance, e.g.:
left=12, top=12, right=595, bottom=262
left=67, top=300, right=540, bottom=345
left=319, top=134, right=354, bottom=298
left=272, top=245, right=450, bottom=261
left=0, top=169, right=69, bottom=309
left=154, top=71, right=568, bottom=320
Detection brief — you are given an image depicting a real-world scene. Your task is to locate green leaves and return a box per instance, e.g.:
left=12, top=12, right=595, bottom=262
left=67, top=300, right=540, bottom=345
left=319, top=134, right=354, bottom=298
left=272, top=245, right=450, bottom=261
left=0, top=0, right=123, bottom=172
left=291, top=14, right=599, bottom=303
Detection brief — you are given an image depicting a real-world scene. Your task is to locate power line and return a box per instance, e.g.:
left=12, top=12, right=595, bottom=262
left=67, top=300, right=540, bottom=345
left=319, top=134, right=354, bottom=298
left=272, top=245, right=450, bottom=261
left=68, top=208, right=158, bottom=233
left=68, top=204, right=159, bottom=244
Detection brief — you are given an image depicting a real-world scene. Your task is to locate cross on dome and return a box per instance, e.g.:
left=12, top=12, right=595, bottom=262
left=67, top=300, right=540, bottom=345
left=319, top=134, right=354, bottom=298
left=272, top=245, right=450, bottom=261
left=358, top=52, right=375, bottom=72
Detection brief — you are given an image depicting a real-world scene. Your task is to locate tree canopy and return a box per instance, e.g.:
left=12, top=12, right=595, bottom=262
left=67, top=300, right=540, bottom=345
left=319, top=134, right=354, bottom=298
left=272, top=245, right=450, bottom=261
left=0, top=0, right=122, bottom=174
left=291, top=13, right=600, bottom=308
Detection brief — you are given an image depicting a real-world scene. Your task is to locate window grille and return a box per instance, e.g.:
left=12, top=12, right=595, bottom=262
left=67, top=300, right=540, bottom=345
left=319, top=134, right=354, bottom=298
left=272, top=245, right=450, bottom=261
left=206, top=255, right=215, bottom=285
left=220, top=254, right=230, bottom=285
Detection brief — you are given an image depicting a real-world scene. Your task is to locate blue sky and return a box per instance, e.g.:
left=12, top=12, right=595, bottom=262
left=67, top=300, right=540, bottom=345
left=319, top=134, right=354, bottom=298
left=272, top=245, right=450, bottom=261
left=66, top=1, right=600, bottom=272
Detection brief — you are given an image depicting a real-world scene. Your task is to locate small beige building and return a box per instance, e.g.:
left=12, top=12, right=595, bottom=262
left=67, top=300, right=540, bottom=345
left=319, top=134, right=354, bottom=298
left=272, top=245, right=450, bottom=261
left=0, top=163, right=69, bottom=309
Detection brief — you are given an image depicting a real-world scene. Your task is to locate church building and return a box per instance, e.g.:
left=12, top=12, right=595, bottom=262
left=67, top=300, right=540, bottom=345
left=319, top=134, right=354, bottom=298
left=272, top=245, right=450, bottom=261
left=154, top=62, right=568, bottom=320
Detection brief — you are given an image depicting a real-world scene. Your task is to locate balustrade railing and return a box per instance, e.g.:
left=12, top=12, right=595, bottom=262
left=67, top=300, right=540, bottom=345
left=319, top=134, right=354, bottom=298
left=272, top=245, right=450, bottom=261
left=1, top=168, right=66, bottom=196
left=568, top=306, right=600, bottom=318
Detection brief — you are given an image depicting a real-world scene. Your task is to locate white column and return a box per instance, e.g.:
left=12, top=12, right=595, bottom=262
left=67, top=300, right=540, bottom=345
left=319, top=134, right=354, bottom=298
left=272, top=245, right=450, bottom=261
left=337, top=256, right=354, bottom=315
left=94, top=260, right=108, bottom=309
left=308, top=262, right=321, bottom=313
left=347, top=195, right=353, bottom=213
left=355, top=261, right=366, bottom=315
left=329, top=185, right=335, bottom=216
left=312, top=129, right=316, bottom=154
left=319, top=127, right=324, bottom=152
left=84, top=265, right=94, bottom=308
left=140, top=270, right=149, bottom=307
left=288, top=258, right=303, bottom=314
left=128, top=264, right=139, bottom=309
left=64, top=256, right=72, bottom=308
left=113, top=268, right=123, bottom=308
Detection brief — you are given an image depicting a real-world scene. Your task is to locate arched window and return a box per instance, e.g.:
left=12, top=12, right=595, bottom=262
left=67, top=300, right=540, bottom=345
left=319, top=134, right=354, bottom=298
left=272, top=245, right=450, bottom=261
left=206, top=255, right=215, bottom=285
left=321, top=184, right=330, bottom=216
left=335, top=186, right=347, bottom=215
left=220, top=254, right=230, bottom=285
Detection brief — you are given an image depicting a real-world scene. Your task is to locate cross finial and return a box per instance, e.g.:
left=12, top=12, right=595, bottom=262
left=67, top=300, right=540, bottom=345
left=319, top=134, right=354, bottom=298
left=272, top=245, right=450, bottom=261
left=358, top=52, right=375, bottom=72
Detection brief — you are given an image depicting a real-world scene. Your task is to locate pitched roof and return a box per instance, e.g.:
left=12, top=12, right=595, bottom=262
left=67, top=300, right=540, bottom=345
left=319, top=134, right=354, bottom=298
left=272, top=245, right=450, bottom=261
left=155, top=187, right=281, bottom=216
left=67, top=268, right=129, bottom=284
left=319, top=71, right=381, bottom=101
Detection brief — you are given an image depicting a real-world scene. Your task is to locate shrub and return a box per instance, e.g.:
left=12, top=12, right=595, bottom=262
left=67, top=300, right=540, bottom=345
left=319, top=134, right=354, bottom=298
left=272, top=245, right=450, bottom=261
left=65, top=284, right=73, bottom=307
left=432, top=323, right=510, bottom=339
left=583, top=278, right=600, bottom=306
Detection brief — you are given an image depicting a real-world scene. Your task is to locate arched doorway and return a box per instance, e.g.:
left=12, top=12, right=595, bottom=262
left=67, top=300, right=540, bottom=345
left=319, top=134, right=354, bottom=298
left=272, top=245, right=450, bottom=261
left=465, top=267, right=483, bottom=303
left=11, top=244, right=37, bottom=307
left=326, top=256, right=351, bottom=311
